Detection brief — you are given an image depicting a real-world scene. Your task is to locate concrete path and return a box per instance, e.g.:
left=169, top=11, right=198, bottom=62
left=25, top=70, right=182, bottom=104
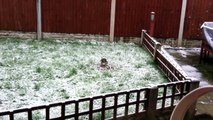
left=165, top=47, right=213, bottom=117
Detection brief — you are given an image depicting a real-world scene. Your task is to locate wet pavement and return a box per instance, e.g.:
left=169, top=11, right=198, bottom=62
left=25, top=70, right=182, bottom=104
left=165, top=48, right=213, bottom=86
left=165, top=47, right=213, bottom=118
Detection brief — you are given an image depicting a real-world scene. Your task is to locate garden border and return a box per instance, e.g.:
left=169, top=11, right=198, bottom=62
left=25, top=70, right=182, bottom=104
left=0, top=31, right=199, bottom=120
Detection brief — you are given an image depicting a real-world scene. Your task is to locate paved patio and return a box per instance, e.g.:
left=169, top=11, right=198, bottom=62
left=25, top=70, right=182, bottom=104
left=165, top=47, right=213, bottom=118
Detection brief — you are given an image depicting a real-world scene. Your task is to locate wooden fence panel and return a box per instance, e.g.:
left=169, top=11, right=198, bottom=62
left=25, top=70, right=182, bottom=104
left=0, top=0, right=213, bottom=39
left=0, top=0, right=36, bottom=32
left=42, top=0, right=111, bottom=35
left=115, top=0, right=182, bottom=38
left=184, top=0, right=213, bottom=39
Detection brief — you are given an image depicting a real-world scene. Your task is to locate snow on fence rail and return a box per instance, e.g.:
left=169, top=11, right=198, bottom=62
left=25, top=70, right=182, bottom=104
left=0, top=31, right=199, bottom=120
left=141, top=30, right=188, bottom=82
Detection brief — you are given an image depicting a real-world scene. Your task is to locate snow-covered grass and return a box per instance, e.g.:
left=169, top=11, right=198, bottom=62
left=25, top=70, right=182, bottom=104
left=0, top=37, right=167, bottom=113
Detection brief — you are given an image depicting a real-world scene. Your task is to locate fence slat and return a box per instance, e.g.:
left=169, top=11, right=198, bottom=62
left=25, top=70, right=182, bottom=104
left=9, top=113, right=14, bottom=120
left=124, top=92, right=130, bottom=117
left=28, top=109, right=32, bottom=120
left=101, top=97, right=106, bottom=120
left=75, top=101, right=79, bottom=120
left=113, top=94, right=118, bottom=119
left=89, top=99, right=93, bottom=120
left=46, top=106, right=50, bottom=120
left=145, top=87, right=158, bottom=120
left=61, top=104, right=65, bottom=119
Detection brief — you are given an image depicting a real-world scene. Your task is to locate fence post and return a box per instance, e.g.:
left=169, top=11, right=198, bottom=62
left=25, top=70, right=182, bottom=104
left=36, top=0, right=42, bottom=40
left=178, top=0, right=188, bottom=47
left=145, top=87, right=158, bottom=120
left=140, top=30, right=146, bottom=46
left=153, top=42, right=161, bottom=60
left=109, top=0, right=116, bottom=42
left=9, top=112, right=14, bottom=120
left=184, top=80, right=200, bottom=120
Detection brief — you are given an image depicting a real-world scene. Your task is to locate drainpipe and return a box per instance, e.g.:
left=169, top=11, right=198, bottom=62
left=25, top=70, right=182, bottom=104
left=178, top=0, right=187, bottom=47
left=149, top=12, right=155, bottom=37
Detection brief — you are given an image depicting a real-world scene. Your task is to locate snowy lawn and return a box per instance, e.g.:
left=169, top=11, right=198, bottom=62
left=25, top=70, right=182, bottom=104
left=0, top=37, right=167, bottom=112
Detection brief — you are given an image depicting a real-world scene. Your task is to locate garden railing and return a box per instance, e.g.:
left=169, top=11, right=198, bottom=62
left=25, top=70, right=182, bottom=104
left=0, top=30, right=199, bottom=120
left=141, top=30, right=188, bottom=82
left=0, top=80, right=199, bottom=120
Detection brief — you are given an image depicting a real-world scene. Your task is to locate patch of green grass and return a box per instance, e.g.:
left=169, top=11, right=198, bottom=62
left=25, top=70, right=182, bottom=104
left=35, top=66, right=54, bottom=79
left=18, top=88, right=27, bottom=96
left=59, top=89, right=70, bottom=99
left=135, top=63, right=144, bottom=68
left=93, top=112, right=102, bottom=120
left=78, top=89, right=92, bottom=97
left=102, top=71, right=112, bottom=78
left=32, top=111, right=43, bottom=120
left=0, top=37, right=167, bottom=113
left=3, top=82, right=13, bottom=89
left=78, top=63, right=87, bottom=70
left=147, top=59, right=157, bottom=66
left=36, top=67, right=42, bottom=73
left=33, top=82, right=43, bottom=91
left=66, top=68, right=78, bottom=78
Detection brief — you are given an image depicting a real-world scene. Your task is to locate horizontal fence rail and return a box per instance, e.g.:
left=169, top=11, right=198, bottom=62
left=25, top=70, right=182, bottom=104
left=141, top=30, right=188, bottom=82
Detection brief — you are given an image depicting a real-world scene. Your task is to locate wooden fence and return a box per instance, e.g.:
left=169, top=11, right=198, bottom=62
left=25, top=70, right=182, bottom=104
left=0, top=0, right=213, bottom=39
left=0, top=31, right=200, bottom=120
left=0, top=81, right=199, bottom=120
left=141, top=30, right=188, bottom=82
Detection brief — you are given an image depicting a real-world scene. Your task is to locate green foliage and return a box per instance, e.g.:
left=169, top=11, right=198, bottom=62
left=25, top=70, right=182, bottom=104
left=102, top=71, right=112, bottom=78
left=32, top=111, right=43, bottom=120
left=35, top=66, right=53, bottom=79
left=66, top=68, right=78, bottom=78
left=147, top=59, right=157, bottom=66
left=0, top=62, right=4, bottom=66
left=19, top=88, right=27, bottom=96
left=33, top=82, right=42, bottom=91
left=60, top=89, right=70, bottom=99
left=36, top=67, right=42, bottom=73
left=143, top=73, right=152, bottom=81
left=78, top=89, right=92, bottom=97
left=135, top=63, right=144, bottom=68
left=3, top=82, right=13, bottom=89
left=100, top=82, right=116, bottom=93
left=78, top=63, right=87, bottom=70
left=93, top=112, right=102, bottom=120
